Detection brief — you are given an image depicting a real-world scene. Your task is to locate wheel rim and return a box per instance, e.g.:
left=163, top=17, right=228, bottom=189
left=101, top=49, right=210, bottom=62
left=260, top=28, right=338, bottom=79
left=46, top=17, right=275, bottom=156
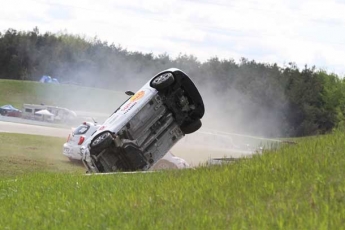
left=92, top=133, right=109, bottom=146
left=153, top=73, right=169, bottom=84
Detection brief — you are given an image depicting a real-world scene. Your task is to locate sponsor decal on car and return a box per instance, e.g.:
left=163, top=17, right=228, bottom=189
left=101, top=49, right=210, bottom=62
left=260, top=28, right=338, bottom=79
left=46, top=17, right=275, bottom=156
left=121, top=102, right=133, bottom=111
left=121, top=101, right=138, bottom=113
left=123, top=102, right=137, bottom=114
left=130, top=90, right=145, bottom=102
left=98, top=126, right=106, bottom=131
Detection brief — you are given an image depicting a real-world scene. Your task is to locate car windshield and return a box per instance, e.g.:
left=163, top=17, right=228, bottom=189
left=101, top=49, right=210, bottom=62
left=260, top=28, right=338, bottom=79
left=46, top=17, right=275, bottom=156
left=73, top=125, right=90, bottom=135
left=112, top=97, right=131, bottom=115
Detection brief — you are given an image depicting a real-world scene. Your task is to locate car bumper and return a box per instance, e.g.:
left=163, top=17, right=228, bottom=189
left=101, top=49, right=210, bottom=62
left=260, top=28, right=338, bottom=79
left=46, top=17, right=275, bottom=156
left=63, top=143, right=82, bottom=160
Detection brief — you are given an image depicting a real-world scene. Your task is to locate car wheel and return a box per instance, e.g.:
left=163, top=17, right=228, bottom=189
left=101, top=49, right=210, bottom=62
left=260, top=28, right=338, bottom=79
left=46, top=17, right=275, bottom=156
left=151, top=73, right=175, bottom=90
left=90, top=132, right=114, bottom=150
left=181, top=119, right=202, bottom=134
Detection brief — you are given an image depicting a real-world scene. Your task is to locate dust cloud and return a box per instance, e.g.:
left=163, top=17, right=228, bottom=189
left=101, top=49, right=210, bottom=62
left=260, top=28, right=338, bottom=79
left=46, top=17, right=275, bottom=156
left=50, top=57, right=287, bottom=139
left=38, top=51, right=286, bottom=165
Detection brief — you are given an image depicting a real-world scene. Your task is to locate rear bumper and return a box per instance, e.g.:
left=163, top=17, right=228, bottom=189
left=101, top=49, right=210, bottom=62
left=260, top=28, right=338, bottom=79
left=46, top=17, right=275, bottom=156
left=63, top=143, right=82, bottom=160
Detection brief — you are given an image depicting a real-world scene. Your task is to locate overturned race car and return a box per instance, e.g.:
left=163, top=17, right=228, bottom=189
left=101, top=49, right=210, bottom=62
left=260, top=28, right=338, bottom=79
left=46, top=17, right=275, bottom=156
left=81, top=68, right=204, bottom=173
left=63, top=122, right=190, bottom=170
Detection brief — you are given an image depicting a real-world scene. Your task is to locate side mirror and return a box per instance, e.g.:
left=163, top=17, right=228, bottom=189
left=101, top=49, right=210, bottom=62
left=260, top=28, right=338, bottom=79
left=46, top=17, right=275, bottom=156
left=125, top=91, right=135, bottom=96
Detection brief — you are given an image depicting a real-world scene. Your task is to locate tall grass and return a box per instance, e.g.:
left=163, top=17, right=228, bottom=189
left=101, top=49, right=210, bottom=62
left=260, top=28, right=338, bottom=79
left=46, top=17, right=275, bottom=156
left=1, top=131, right=345, bottom=229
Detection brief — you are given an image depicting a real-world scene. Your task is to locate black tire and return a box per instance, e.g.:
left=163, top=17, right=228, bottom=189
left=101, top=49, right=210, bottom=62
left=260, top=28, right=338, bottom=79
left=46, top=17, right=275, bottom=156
left=181, top=119, right=202, bottom=134
left=0, top=110, right=7, bottom=116
left=90, top=132, right=114, bottom=151
left=151, top=73, right=175, bottom=90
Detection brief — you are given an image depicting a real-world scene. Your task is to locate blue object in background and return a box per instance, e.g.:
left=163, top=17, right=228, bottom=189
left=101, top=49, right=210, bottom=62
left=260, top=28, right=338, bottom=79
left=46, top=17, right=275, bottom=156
left=51, top=78, right=59, bottom=83
left=39, top=75, right=59, bottom=84
left=0, top=104, right=20, bottom=111
left=0, top=104, right=22, bottom=116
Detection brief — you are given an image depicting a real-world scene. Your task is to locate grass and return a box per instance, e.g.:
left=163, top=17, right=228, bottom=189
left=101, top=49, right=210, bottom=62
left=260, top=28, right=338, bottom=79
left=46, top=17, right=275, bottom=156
left=0, top=131, right=345, bottom=229
left=0, top=79, right=127, bottom=114
left=0, top=133, right=84, bottom=178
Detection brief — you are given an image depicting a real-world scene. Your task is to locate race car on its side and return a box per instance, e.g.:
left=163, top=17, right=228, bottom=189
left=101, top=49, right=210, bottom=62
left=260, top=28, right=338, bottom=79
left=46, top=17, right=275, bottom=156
left=81, top=68, right=204, bottom=173
left=63, top=122, right=190, bottom=169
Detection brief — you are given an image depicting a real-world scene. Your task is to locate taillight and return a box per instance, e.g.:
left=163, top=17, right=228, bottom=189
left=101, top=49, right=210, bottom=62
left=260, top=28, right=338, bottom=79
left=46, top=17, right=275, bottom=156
left=67, top=134, right=71, bottom=142
left=78, top=136, right=85, bottom=145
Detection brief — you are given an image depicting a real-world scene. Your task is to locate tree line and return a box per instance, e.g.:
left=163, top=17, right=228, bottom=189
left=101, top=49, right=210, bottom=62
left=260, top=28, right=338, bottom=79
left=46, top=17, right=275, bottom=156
left=0, top=27, right=344, bottom=137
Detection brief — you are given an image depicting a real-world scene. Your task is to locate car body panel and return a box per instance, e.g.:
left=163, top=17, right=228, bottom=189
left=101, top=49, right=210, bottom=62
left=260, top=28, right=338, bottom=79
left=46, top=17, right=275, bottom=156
left=90, top=86, right=157, bottom=141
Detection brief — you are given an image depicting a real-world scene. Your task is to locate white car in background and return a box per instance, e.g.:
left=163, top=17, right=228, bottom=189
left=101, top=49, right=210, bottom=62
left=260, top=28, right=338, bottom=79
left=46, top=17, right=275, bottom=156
left=63, top=122, right=190, bottom=169
left=63, top=121, right=100, bottom=161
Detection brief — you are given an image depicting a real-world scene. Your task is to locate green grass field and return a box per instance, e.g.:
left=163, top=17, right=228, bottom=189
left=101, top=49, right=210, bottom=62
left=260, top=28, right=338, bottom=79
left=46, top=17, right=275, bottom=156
left=1, top=131, right=344, bottom=229
left=0, top=79, right=127, bottom=114
left=0, top=133, right=84, bottom=178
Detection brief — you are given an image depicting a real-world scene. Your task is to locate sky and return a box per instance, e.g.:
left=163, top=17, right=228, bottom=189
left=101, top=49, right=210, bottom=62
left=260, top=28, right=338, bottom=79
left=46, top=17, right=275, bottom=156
left=1, top=0, right=345, bottom=75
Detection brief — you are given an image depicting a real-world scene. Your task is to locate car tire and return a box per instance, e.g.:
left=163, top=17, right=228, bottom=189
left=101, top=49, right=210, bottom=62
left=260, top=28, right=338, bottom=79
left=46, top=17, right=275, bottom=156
left=90, top=132, right=114, bottom=151
left=151, top=73, right=175, bottom=90
left=181, top=119, right=202, bottom=134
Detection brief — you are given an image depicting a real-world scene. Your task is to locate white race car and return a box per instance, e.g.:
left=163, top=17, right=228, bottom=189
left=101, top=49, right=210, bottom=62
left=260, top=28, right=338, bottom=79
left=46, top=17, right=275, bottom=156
left=63, top=122, right=190, bottom=169
left=63, top=121, right=100, bottom=161
left=81, top=68, right=204, bottom=173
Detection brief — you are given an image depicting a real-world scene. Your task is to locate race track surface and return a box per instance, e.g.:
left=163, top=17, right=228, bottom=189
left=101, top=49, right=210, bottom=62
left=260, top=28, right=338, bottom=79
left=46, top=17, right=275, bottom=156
left=0, top=121, right=71, bottom=138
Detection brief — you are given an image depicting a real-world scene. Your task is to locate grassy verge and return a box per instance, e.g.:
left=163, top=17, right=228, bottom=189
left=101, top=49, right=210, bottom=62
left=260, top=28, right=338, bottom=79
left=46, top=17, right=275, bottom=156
left=0, top=132, right=345, bottom=229
left=0, top=79, right=127, bottom=113
left=0, top=133, right=84, bottom=178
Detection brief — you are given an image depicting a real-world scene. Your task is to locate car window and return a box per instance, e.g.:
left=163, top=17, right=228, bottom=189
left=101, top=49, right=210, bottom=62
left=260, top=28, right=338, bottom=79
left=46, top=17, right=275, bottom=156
left=73, top=125, right=90, bottom=135
left=112, top=97, right=131, bottom=115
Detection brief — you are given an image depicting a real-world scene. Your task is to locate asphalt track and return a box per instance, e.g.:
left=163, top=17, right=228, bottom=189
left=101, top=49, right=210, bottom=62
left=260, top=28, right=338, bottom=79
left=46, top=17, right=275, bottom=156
left=0, top=121, right=71, bottom=138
